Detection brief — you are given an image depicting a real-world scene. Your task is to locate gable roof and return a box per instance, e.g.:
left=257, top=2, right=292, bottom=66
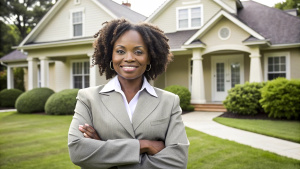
left=238, top=1, right=300, bottom=45
left=146, top=0, right=237, bottom=22
left=0, top=50, right=27, bottom=62
left=19, top=0, right=146, bottom=47
left=184, top=10, right=265, bottom=45
left=165, top=30, right=198, bottom=50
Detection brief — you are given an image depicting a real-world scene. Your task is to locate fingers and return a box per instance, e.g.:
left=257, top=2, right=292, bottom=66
left=78, top=123, right=101, bottom=140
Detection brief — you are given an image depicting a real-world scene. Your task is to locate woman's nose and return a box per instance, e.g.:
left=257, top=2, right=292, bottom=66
left=124, top=52, right=135, bottom=62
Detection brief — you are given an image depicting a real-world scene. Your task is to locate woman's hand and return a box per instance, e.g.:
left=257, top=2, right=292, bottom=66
left=79, top=124, right=101, bottom=140
left=139, top=140, right=165, bottom=155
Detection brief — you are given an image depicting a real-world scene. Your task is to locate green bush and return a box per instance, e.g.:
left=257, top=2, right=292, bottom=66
left=223, top=82, right=265, bottom=115
left=15, top=87, right=54, bottom=113
left=260, top=78, right=300, bottom=119
left=45, top=89, right=79, bottom=115
left=0, top=89, right=23, bottom=107
left=164, top=85, right=194, bottom=111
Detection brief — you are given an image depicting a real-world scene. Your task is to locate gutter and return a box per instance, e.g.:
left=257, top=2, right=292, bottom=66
left=1, top=62, right=8, bottom=67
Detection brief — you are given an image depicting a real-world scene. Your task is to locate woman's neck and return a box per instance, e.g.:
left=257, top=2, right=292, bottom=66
left=117, top=75, right=143, bottom=102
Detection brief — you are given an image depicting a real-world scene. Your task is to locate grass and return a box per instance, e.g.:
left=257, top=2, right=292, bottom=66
left=0, top=111, right=299, bottom=169
left=213, top=117, right=300, bottom=143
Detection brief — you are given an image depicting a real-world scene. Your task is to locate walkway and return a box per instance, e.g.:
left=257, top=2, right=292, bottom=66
left=182, top=111, right=300, bottom=160
left=0, top=109, right=16, bottom=113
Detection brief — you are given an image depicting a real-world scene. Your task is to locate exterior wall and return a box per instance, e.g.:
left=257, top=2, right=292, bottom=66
left=243, top=53, right=250, bottom=82
left=201, top=17, right=250, bottom=46
left=165, top=55, right=191, bottom=88
left=24, top=68, right=28, bottom=91
left=35, top=0, right=113, bottom=43
left=223, top=0, right=237, bottom=12
left=152, top=0, right=222, bottom=33
left=154, top=72, right=166, bottom=89
left=202, top=54, right=212, bottom=102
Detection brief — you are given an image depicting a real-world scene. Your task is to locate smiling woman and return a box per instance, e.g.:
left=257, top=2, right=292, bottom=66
left=68, top=18, right=189, bottom=169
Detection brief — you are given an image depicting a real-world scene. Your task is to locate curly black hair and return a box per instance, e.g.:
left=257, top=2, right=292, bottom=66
left=92, top=18, right=173, bottom=81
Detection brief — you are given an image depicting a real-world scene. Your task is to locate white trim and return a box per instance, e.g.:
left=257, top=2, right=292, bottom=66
left=70, top=7, right=85, bottom=38
left=182, top=0, right=201, bottom=5
left=91, top=0, right=117, bottom=19
left=264, top=52, right=291, bottom=81
left=218, top=26, right=231, bottom=40
left=263, top=43, right=300, bottom=50
left=184, top=10, right=265, bottom=45
left=176, top=4, right=203, bottom=30
left=213, top=0, right=235, bottom=14
left=70, top=59, right=90, bottom=89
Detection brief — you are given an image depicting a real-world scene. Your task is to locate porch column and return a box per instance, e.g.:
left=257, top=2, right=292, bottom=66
left=249, top=47, right=263, bottom=82
left=39, top=57, right=49, bottom=87
left=27, top=57, right=38, bottom=90
left=7, top=66, right=14, bottom=89
left=191, top=48, right=206, bottom=104
left=88, top=53, right=97, bottom=87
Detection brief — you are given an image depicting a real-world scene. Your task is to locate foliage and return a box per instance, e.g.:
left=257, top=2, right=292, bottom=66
left=260, top=78, right=300, bottom=119
left=0, top=21, right=21, bottom=58
left=15, top=87, right=54, bottom=113
left=0, top=88, right=23, bottom=107
left=164, top=85, right=194, bottom=111
left=223, top=82, right=265, bottom=115
left=45, top=89, right=79, bottom=115
left=0, top=69, right=7, bottom=91
left=214, top=117, right=300, bottom=143
left=13, top=67, right=25, bottom=91
left=0, top=0, right=57, bottom=39
left=274, top=0, right=300, bottom=17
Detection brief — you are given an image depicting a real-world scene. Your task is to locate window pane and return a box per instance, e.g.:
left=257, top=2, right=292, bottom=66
left=179, top=20, right=188, bottom=28
left=274, top=65, right=279, bottom=71
left=216, top=63, right=225, bottom=92
left=280, top=56, right=286, bottom=64
left=74, top=76, right=82, bottom=88
left=191, top=18, right=201, bottom=27
left=191, top=7, right=201, bottom=18
left=268, top=65, right=273, bottom=72
left=84, top=76, right=89, bottom=88
left=74, top=24, right=82, bottom=36
left=268, top=57, right=273, bottom=64
left=274, top=57, right=279, bottom=64
left=231, top=62, right=240, bottom=88
left=72, top=12, right=82, bottom=24
left=84, top=62, right=89, bottom=74
left=179, top=9, right=188, bottom=19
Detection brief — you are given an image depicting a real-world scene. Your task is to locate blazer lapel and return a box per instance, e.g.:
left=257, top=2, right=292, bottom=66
left=100, top=91, right=135, bottom=138
left=132, top=90, right=160, bottom=130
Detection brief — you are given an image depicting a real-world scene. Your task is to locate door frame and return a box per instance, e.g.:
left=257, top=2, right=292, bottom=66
left=211, top=54, right=244, bottom=101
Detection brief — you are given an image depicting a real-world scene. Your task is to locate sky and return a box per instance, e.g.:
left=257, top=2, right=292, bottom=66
left=112, top=0, right=285, bottom=17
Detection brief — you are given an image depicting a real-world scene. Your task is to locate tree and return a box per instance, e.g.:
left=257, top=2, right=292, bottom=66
left=0, top=21, right=21, bottom=58
left=0, top=0, right=57, bottom=39
left=275, top=0, right=300, bottom=17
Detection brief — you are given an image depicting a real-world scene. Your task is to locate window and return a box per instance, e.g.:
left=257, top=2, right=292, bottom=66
left=177, top=5, right=202, bottom=30
left=70, top=8, right=84, bottom=37
left=74, top=0, right=80, bottom=4
left=264, top=52, right=290, bottom=81
left=72, top=61, right=90, bottom=88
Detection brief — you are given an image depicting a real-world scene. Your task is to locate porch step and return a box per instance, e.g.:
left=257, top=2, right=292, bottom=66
left=191, top=104, right=227, bottom=112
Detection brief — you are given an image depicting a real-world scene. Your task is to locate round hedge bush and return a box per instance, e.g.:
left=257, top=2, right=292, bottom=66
left=223, top=82, right=265, bottom=115
left=15, top=87, right=55, bottom=113
left=260, top=78, right=300, bottom=119
left=45, top=89, right=79, bottom=115
left=0, top=89, right=24, bottom=107
left=164, top=85, right=194, bottom=111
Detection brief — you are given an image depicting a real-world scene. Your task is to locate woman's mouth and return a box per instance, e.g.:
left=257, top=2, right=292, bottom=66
left=121, top=66, right=138, bottom=72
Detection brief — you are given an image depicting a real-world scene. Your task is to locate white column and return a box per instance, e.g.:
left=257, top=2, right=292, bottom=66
left=88, top=54, right=97, bottom=87
left=27, top=57, right=38, bottom=90
left=7, top=66, right=14, bottom=89
left=39, top=57, right=49, bottom=87
left=249, top=47, right=263, bottom=82
left=191, top=49, right=206, bottom=104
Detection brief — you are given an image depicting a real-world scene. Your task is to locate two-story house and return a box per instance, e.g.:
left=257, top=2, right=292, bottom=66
left=1, top=0, right=300, bottom=105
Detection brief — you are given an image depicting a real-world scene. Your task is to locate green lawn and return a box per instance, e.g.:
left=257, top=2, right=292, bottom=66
left=0, top=111, right=299, bottom=169
left=214, top=117, right=300, bottom=143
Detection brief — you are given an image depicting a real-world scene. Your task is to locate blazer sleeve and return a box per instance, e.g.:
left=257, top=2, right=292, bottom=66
left=119, top=95, right=189, bottom=169
left=68, top=89, right=140, bottom=169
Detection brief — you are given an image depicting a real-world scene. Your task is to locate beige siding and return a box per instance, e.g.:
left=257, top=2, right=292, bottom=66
left=290, top=48, right=300, bottom=79
left=243, top=53, right=250, bottom=82
left=201, top=17, right=250, bottom=46
left=152, top=0, right=222, bottom=33
left=35, top=0, right=113, bottom=43
left=165, top=55, right=191, bottom=88
left=203, top=54, right=212, bottom=101
left=154, top=72, right=166, bottom=89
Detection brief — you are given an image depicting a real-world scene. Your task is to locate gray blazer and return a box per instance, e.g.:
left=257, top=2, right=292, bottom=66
left=68, top=85, right=189, bottom=169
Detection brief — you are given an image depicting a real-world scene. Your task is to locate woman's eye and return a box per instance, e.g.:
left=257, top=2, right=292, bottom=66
left=116, top=50, right=125, bottom=54
left=135, top=50, right=143, bottom=55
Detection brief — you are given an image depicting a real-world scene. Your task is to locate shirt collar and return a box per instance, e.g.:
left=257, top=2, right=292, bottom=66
left=100, top=76, right=157, bottom=97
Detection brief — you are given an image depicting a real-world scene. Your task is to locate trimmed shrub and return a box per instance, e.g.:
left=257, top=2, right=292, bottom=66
left=223, top=82, right=265, bottom=115
left=15, top=87, right=55, bottom=113
left=45, top=89, right=79, bottom=115
left=0, top=89, right=23, bottom=107
left=164, top=85, right=194, bottom=111
left=260, top=78, right=300, bottom=119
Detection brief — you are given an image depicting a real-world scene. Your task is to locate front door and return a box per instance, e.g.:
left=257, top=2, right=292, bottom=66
left=212, top=55, right=244, bottom=101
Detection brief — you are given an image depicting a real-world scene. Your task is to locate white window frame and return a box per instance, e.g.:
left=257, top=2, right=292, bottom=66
left=74, top=0, right=80, bottom=5
left=264, top=52, right=290, bottom=81
left=218, top=26, right=231, bottom=40
left=176, top=5, right=203, bottom=30
left=70, top=8, right=85, bottom=38
left=70, top=59, right=90, bottom=89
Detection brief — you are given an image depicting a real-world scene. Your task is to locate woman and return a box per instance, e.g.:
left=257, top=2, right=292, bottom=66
left=68, top=19, right=189, bottom=169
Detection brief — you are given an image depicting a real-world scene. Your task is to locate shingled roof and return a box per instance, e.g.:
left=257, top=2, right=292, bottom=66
left=165, top=30, right=199, bottom=49
left=237, top=1, right=300, bottom=45
left=0, top=50, right=27, bottom=62
left=98, top=0, right=146, bottom=23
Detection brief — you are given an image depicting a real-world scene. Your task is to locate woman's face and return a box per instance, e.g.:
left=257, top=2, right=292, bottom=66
left=112, top=30, right=149, bottom=81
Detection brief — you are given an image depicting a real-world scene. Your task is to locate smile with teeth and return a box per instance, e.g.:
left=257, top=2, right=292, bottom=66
left=121, top=66, right=138, bottom=71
